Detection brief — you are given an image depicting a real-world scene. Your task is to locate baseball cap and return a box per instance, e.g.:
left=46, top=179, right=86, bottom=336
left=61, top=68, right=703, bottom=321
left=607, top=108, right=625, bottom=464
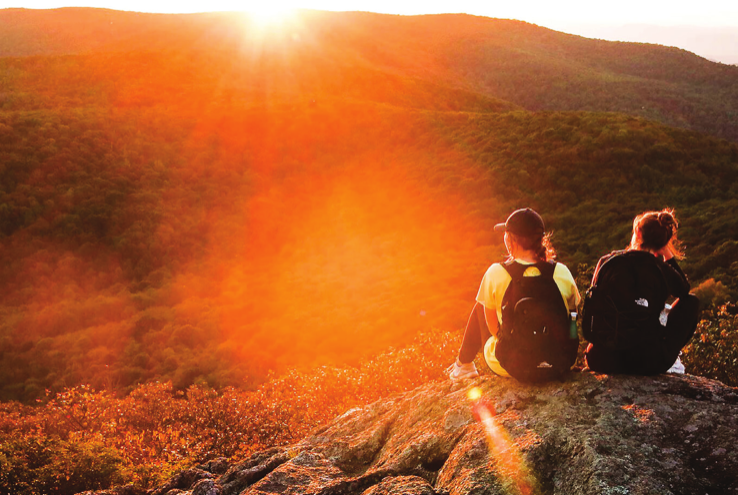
left=494, top=208, right=545, bottom=238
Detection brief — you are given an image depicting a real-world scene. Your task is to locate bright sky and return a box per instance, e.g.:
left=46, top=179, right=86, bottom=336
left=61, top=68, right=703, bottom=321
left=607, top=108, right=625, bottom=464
left=3, top=0, right=738, bottom=26
left=3, top=1, right=738, bottom=63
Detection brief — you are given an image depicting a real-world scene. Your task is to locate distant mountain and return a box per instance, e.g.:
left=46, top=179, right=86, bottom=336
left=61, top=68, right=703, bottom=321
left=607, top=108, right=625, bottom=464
left=553, top=22, right=738, bottom=66
left=1, top=8, right=738, bottom=141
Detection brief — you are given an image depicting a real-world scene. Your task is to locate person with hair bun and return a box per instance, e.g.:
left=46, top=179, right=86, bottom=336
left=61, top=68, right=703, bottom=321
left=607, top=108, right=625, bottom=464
left=584, top=208, right=700, bottom=375
left=449, top=208, right=581, bottom=380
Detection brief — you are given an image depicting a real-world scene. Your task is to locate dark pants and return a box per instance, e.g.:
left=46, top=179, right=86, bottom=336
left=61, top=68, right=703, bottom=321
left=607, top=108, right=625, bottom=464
left=586, top=294, right=700, bottom=375
left=458, top=302, right=491, bottom=364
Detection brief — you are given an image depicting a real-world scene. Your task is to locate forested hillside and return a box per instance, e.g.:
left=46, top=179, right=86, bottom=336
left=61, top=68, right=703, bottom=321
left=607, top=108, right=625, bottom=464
left=1, top=102, right=737, bottom=402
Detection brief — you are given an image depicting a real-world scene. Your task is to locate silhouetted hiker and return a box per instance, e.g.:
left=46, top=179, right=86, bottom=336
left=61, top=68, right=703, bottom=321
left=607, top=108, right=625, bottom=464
left=449, top=208, right=581, bottom=382
left=582, top=209, right=700, bottom=375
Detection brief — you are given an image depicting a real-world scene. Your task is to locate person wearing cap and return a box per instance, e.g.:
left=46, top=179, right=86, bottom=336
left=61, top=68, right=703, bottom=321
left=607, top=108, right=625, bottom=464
left=449, top=208, right=581, bottom=380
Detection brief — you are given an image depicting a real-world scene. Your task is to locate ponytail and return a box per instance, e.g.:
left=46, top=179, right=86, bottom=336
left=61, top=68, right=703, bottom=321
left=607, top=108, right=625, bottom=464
left=539, top=232, right=556, bottom=262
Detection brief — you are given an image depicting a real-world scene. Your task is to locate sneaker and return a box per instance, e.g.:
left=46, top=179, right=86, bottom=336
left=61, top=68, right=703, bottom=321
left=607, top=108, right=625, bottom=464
left=448, top=360, right=479, bottom=381
left=667, top=356, right=685, bottom=374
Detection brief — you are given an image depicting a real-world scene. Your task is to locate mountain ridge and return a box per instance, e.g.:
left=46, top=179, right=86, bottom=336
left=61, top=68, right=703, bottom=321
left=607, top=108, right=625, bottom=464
left=553, top=22, right=738, bottom=66
left=2, top=8, right=738, bottom=141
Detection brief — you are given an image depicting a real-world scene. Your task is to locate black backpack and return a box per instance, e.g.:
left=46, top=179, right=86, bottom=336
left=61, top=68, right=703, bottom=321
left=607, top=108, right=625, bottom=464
left=495, top=260, right=578, bottom=382
left=582, top=251, right=668, bottom=350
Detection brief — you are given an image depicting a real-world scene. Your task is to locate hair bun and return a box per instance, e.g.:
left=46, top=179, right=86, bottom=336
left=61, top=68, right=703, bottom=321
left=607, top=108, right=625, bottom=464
left=657, top=211, right=677, bottom=240
left=631, top=208, right=684, bottom=258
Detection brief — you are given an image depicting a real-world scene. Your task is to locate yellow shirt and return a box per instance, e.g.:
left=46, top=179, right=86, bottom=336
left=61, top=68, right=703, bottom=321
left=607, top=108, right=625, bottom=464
left=476, top=259, right=581, bottom=377
left=476, top=260, right=581, bottom=323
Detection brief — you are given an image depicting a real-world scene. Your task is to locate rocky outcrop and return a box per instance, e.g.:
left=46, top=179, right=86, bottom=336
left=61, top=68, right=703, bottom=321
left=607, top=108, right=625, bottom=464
left=145, top=373, right=738, bottom=494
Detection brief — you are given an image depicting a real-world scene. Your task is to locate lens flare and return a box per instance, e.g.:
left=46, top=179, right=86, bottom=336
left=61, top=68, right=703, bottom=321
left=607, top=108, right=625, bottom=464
left=467, top=387, right=483, bottom=401
left=470, top=394, right=538, bottom=495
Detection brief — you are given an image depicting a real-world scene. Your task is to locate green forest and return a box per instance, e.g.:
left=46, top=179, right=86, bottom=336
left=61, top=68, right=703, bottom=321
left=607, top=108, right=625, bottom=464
left=0, top=8, right=737, bottom=494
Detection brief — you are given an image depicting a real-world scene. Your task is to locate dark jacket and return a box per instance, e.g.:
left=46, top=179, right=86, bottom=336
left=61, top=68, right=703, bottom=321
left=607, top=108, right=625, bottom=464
left=585, top=250, right=698, bottom=375
left=592, top=249, right=690, bottom=311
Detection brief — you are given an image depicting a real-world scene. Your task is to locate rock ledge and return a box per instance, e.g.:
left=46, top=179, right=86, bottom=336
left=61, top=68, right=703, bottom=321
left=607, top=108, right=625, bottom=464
left=101, top=373, right=738, bottom=495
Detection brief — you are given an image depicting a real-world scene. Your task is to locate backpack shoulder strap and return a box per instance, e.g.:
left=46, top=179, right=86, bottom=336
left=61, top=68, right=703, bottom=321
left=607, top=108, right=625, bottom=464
left=607, top=250, right=668, bottom=291
left=502, top=259, right=556, bottom=280
left=500, top=260, right=525, bottom=320
left=501, top=259, right=528, bottom=281
left=592, top=250, right=625, bottom=285
left=537, top=260, right=557, bottom=279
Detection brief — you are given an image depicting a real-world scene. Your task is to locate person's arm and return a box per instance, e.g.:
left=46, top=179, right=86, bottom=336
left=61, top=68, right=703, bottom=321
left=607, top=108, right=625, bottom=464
left=476, top=264, right=503, bottom=337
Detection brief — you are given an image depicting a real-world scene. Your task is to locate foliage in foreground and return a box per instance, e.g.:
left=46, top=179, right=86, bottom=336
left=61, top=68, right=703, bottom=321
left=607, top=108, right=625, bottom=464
left=0, top=326, right=461, bottom=494
left=682, top=302, right=738, bottom=387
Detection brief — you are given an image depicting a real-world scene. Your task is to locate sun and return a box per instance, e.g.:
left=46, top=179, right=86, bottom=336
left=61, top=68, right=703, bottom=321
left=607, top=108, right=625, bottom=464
left=244, top=4, right=297, bottom=27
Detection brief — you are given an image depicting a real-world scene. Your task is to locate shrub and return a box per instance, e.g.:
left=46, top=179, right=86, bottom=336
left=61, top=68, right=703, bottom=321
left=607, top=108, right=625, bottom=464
left=682, top=303, right=738, bottom=387
left=0, top=327, right=460, bottom=492
left=692, top=278, right=731, bottom=310
left=0, top=434, right=124, bottom=495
